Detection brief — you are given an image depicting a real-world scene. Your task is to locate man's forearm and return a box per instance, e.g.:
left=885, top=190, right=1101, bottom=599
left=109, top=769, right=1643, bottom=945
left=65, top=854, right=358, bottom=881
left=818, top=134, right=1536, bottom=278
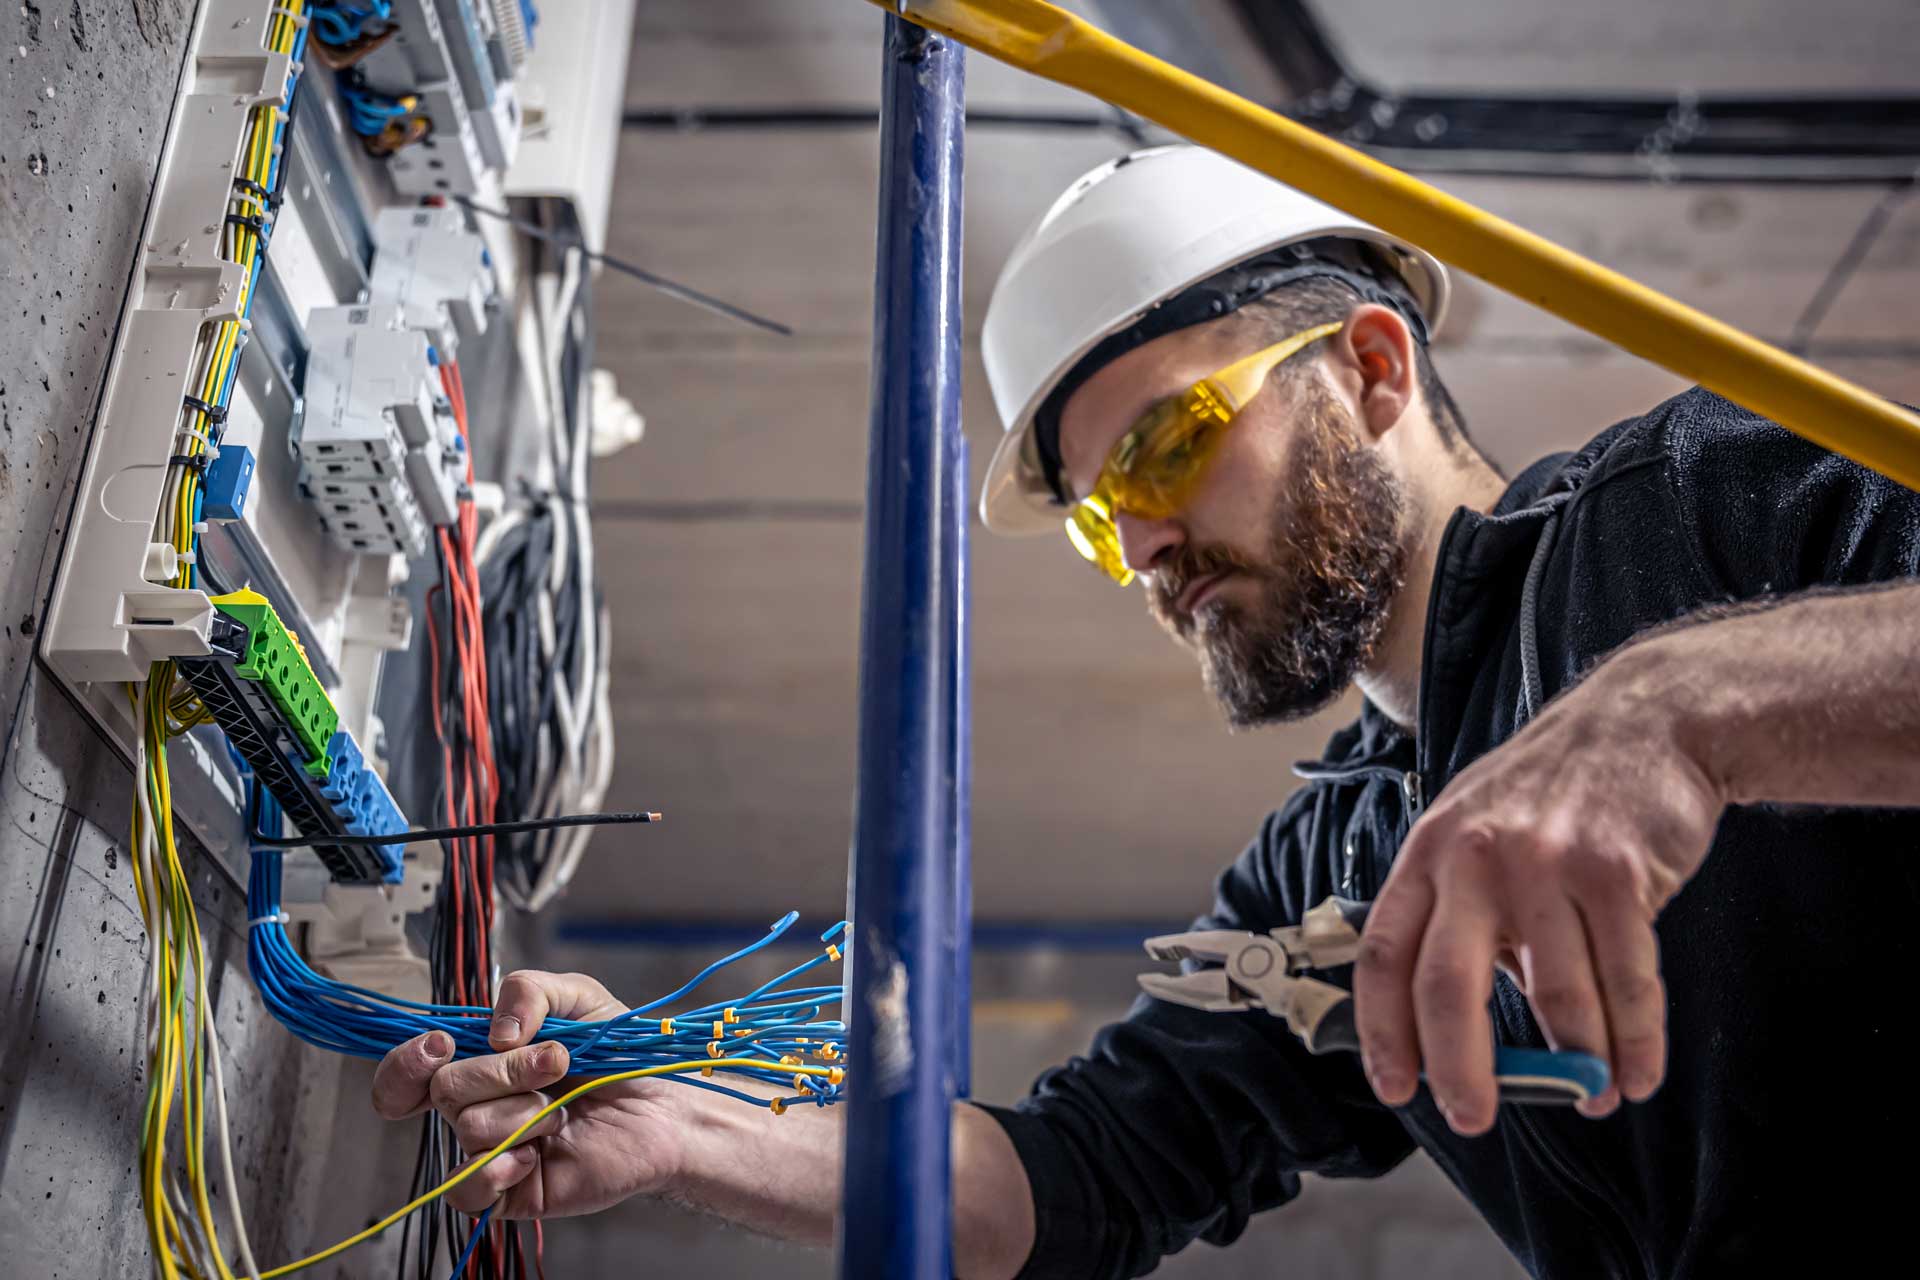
left=668, top=1093, right=1035, bottom=1279
left=1610, top=581, right=1920, bottom=808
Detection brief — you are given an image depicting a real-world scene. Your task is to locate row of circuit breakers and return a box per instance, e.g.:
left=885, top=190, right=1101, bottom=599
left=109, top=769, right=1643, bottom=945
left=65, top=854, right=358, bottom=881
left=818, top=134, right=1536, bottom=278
left=189, top=210, right=496, bottom=882
left=206, top=207, right=493, bottom=558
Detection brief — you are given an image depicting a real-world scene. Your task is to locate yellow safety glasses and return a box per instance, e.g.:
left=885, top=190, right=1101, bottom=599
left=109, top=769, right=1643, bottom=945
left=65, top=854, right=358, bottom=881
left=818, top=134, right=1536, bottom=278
left=1065, top=321, right=1344, bottom=584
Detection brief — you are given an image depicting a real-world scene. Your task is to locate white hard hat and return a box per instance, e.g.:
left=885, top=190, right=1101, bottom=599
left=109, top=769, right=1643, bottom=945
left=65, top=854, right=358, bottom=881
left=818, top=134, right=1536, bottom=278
left=979, top=144, right=1450, bottom=535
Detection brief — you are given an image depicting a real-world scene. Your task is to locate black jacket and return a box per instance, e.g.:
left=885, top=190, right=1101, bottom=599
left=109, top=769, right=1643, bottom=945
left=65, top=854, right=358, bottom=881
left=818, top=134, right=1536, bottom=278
left=984, top=389, right=1920, bottom=1279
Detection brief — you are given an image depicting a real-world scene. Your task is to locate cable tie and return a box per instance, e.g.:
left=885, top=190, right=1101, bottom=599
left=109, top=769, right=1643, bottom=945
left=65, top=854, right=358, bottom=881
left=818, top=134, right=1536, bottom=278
left=247, top=911, right=291, bottom=928
left=182, top=395, right=229, bottom=424
left=168, top=453, right=211, bottom=472
left=225, top=211, right=270, bottom=235
left=270, top=7, right=312, bottom=29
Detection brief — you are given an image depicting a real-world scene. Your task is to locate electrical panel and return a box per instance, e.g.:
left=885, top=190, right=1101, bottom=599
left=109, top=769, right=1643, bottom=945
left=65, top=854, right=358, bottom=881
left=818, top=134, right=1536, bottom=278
left=41, top=0, right=632, bottom=981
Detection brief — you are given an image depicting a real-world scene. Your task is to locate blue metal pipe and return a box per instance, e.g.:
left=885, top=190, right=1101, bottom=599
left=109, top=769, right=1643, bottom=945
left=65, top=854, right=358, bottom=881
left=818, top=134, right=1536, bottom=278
left=951, top=398, right=973, bottom=1103
left=839, top=16, right=967, bottom=1280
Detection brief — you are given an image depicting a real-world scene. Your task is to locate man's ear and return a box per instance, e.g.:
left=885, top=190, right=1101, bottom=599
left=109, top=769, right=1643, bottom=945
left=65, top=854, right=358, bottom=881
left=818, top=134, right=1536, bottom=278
left=1336, top=304, right=1417, bottom=444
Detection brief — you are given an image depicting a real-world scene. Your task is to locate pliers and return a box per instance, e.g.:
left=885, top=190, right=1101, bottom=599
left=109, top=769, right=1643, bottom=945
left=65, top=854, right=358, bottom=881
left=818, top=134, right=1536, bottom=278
left=1139, top=896, right=1612, bottom=1107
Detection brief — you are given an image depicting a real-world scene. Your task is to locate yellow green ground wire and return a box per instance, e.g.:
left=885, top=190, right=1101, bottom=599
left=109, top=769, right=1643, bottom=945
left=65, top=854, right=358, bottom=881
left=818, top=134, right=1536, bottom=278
left=139, top=8, right=305, bottom=1278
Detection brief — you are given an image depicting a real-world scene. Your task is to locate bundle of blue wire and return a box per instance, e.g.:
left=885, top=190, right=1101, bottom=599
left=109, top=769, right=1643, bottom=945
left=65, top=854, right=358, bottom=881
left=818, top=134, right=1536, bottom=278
left=311, top=0, right=393, bottom=47
left=338, top=84, right=418, bottom=139
left=238, top=759, right=848, bottom=1109
left=308, top=4, right=420, bottom=140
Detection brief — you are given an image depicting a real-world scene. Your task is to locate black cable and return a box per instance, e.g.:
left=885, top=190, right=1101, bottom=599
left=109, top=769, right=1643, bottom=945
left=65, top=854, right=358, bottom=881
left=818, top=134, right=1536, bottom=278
left=195, top=538, right=235, bottom=597
left=253, top=809, right=661, bottom=848
left=454, top=197, right=794, bottom=337
left=1786, top=176, right=1918, bottom=356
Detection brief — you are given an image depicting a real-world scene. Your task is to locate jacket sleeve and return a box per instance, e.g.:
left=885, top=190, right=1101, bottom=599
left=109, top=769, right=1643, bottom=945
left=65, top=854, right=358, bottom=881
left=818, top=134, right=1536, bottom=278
left=1664, top=389, right=1920, bottom=595
left=978, top=796, right=1416, bottom=1280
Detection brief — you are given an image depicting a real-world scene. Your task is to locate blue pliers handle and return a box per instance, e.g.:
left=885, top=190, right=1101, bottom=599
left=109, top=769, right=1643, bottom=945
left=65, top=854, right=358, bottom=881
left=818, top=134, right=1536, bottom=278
left=1140, top=896, right=1613, bottom=1107
left=1293, top=991, right=1610, bottom=1106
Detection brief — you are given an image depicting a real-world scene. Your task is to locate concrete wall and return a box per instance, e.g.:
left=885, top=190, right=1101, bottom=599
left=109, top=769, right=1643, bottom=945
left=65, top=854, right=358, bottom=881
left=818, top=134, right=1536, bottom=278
left=0, top=5, right=413, bottom=1275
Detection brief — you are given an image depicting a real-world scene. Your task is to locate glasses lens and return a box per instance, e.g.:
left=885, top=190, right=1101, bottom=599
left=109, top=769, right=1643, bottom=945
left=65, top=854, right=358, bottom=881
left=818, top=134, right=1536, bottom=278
left=1109, top=391, right=1230, bottom=520
left=1066, top=500, right=1133, bottom=586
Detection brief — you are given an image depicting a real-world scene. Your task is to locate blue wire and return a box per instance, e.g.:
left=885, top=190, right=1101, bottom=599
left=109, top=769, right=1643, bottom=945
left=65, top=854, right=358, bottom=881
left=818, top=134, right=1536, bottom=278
left=448, top=1205, right=491, bottom=1279
left=238, top=787, right=845, bottom=1103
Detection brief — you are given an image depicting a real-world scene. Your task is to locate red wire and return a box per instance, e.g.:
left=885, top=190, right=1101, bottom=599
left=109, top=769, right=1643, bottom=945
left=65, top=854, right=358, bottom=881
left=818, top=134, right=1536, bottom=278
left=426, top=359, right=500, bottom=1276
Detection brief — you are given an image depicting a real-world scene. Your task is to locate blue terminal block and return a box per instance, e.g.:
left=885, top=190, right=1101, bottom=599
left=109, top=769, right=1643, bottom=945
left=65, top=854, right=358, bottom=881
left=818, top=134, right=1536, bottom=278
left=202, top=445, right=256, bottom=522
left=315, top=730, right=409, bottom=882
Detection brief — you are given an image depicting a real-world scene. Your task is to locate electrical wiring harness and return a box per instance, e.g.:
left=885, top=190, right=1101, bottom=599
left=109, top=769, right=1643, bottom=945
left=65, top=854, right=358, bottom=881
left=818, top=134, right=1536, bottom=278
left=246, top=785, right=849, bottom=1105
left=118, top=7, right=843, bottom=1275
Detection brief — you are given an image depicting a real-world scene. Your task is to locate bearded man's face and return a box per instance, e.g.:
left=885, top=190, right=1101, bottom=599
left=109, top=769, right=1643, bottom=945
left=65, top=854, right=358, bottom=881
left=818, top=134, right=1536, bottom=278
left=1143, top=374, right=1407, bottom=726
left=1058, top=325, right=1409, bottom=727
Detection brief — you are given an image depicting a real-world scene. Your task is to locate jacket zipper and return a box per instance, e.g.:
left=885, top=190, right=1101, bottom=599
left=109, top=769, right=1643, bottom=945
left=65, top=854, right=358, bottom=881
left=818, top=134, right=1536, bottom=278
left=1288, top=763, right=1425, bottom=898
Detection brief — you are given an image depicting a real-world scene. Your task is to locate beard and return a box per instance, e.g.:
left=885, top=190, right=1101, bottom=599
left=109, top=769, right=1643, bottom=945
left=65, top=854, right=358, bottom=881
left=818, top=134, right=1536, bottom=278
left=1147, top=380, right=1408, bottom=728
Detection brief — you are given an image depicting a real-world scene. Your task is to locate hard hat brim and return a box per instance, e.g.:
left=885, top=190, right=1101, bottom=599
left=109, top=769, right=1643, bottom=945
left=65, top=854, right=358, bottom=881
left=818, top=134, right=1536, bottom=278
left=979, top=420, right=1062, bottom=536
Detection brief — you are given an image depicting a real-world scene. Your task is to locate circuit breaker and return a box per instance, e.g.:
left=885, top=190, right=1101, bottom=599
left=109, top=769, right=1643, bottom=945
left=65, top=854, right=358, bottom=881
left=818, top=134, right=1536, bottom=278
left=297, top=305, right=438, bottom=557
left=369, top=206, right=494, bottom=359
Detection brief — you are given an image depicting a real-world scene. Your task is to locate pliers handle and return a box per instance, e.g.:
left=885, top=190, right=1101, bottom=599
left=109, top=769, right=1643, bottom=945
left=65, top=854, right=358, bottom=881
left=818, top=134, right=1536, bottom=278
left=1139, top=897, right=1612, bottom=1108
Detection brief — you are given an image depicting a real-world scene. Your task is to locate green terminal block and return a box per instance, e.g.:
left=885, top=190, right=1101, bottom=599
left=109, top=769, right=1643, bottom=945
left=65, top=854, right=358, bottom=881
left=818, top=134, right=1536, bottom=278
left=210, top=590, right=339, bottom=779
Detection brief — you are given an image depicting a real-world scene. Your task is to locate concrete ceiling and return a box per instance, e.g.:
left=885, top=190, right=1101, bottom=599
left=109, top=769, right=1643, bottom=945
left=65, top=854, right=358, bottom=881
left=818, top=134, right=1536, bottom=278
left=1315, top=0, right=1920, bottom=94
left=556, top=0, right=1920, bottom=930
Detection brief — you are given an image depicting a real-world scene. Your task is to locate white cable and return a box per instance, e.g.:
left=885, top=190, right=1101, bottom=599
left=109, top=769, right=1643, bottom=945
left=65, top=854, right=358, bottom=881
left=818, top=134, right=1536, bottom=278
left=532, top=604, right=616, bottom=909
left=199, top=947, right=261, bottom=1278
left=492, top=232, right=615, bottom=911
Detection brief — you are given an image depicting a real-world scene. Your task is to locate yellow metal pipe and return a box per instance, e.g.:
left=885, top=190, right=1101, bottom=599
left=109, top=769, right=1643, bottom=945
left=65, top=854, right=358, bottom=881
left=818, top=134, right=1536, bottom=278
left=871, top=0, right=1920, bottom=492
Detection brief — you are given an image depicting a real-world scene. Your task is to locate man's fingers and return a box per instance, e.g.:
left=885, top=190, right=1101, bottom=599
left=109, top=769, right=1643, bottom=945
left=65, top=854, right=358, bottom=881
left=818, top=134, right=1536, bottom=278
left=1353, top=850, right=1438, bottom=1107
left=490, top=971, right=557, bottom=1050
left=1509, top=889, right=1615, bottom=1116
left=371, top=1031, right=455, bottom=1120
left=455, top=1093, right=566, bottom=1155
left=1411, top=851, right=1502, bottom=1135
left=1579, top=895, right=1667, bottom=1106
left=491, top=970, right=618, bottom=1050
left=430, top=1041, right=571, bottom=1117
left=445, top=1144, right=540, bottom=1216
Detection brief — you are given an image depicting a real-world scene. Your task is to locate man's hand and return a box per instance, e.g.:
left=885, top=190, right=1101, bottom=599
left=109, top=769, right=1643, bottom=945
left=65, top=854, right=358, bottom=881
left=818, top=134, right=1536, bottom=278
left=1353, top=646, right=1724, bottom=1135
left=371, top=971, right=689, bottom=1218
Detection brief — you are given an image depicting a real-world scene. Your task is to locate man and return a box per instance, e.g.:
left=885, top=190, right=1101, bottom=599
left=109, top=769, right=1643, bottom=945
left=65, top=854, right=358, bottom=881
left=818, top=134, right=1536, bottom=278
left=372, top=147, right=1920, bottom=1277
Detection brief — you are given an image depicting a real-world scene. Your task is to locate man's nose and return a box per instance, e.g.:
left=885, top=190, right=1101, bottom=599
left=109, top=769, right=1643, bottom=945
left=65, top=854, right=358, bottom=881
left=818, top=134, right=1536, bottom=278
left=1115, top=509, right=1185, bottom=576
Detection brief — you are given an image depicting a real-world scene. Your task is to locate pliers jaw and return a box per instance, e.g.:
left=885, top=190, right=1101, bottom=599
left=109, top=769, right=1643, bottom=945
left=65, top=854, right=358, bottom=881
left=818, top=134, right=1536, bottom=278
left=1138, top=929, right=1359, bottom=1054
left=1138, top=900, right=1613, bottom=1107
